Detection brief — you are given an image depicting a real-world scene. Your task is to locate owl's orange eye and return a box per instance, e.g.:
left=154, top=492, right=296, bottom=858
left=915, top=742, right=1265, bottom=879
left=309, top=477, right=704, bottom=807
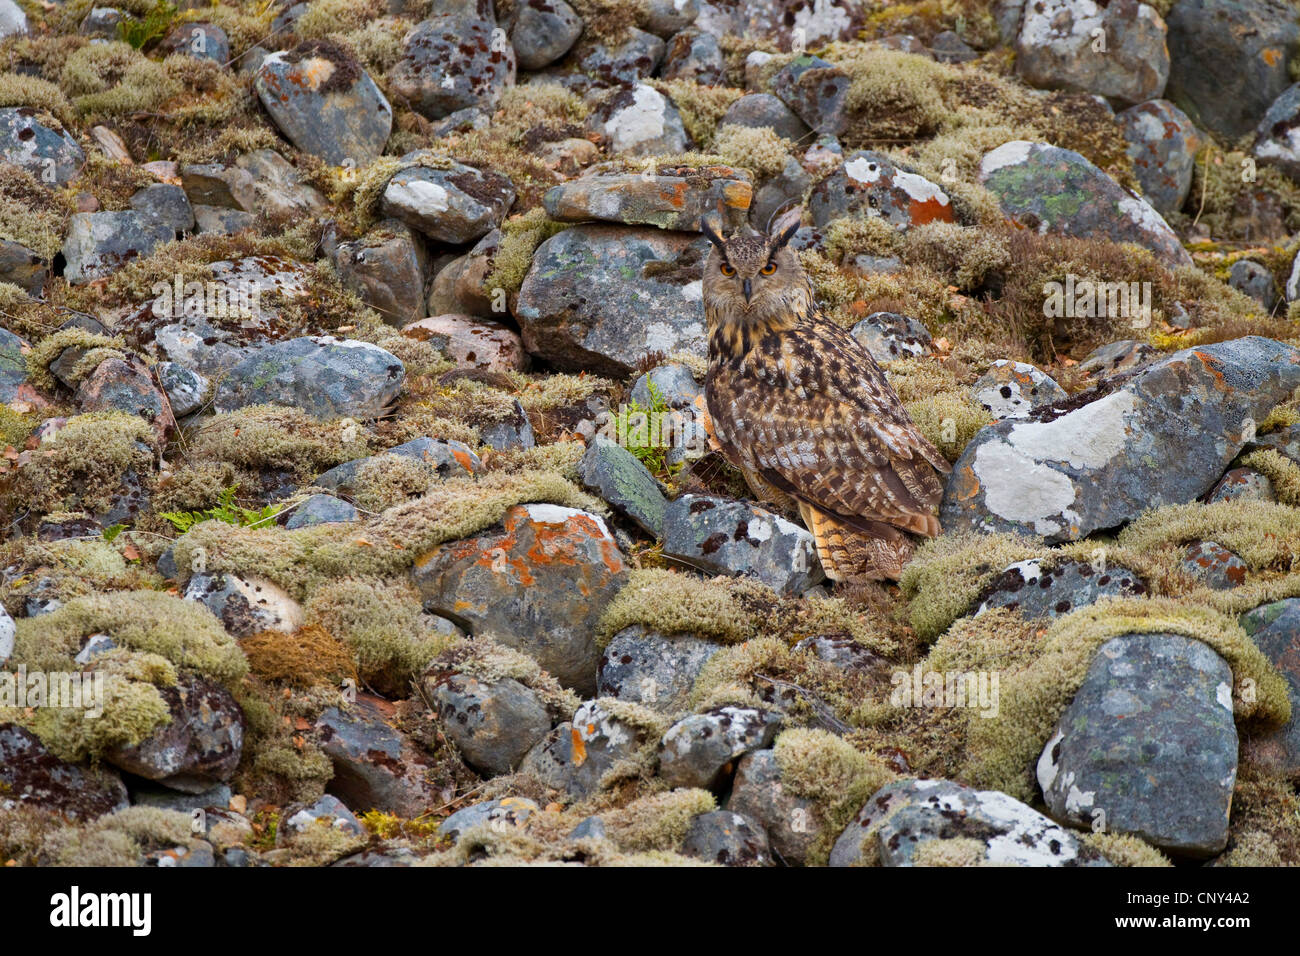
left=761, top=261, right=777, bottom=275
left=719, top=264, right=735, bottom=277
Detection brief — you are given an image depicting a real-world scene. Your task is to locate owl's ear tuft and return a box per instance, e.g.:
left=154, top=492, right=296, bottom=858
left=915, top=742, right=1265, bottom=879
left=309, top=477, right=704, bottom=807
left=701, top=210, right=727, bottom=256
left=767, top=204, right=803, bottom=250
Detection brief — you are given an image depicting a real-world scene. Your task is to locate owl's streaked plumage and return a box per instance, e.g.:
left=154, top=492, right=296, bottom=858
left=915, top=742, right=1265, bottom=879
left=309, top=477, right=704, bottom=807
left=700, top=208, right=951, bottom=582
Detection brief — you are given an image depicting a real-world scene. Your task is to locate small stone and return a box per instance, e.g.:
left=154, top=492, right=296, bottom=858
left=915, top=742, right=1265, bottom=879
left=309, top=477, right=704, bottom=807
left=971, top=360, right=1068, bottom=420
left=681, top=810, right=772, bottom=866
left=720, top=93, right=811, bottom=142
left=577, top=30, right=665, bottom=87
left=577, top=438, right=669, bottom=537
left=401, top=314, right=527, bottom=373
left=593, top=83, right=689, bottom=157
left=0, top=723, right=128, bottom=819
left=423, top=670, right=552, bottom=776
left=0, top=107, right=85, bottom=187
left=662, top=494, right=824, bottom=595
left=508, top=0, right=582, bottom=70
left=285, top=493, right=359, bottom=528
left=1208, top=467, right=1276, bottom=504
left=811, top=151, right=954, bottom=230
left=156, top=362, right=209, bottom=418
left=658, top=706, right=782, bottom=790
left=976, top=558, right=1146, bottom=621
left=1180, top=540, right=1248, bottom=590
left=436, top=797, right=538, bottom=842
left=543, top=168, right=751, bottom=232
left=519, top=699, right=653, bottom=798
left=849, top=311, right=932, bottom=362
left=314, top=695, right=442, bottom=816
left=770, top=54, right=850, bottom=136
left=389, top=15, right=516, bottom=120
left=183, top=572, right=303, bottom=637
left=61, top=211, right=175, bottom=284
left=1119, top=99, right=1202, bottom=218
left=598, top=625, right=721, bottom=714
left=381, top=162, right=516, bottom=245
left=659, top=28, right=725, bottom=84
left=314, top=436, right=482, bottom=495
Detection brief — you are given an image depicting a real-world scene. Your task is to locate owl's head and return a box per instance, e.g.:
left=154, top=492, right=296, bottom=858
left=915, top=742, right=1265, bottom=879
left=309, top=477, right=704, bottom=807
left=700, top=206, right=810, bottom=333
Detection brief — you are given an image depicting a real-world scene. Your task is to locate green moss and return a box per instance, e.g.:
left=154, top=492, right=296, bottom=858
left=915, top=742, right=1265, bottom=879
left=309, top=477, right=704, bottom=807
left=1083, top=832, right=1173, bottom=867
left=172, top=467, right=604, bottom=603
left=0, top=71, right=73, bottom=124
left=899, top=531, right=1040, bottom=641
left=773, top=727, right=898, bottom=866
left=12, top=589, right=247, bottom=685
left=25, top=328, right=128, bottom=392
left=60, top=40, right=182, bottom=118
left=647, top=79, right=746, bottom=147
left=7, top=411, right=155, bottom=518
left=183, top=405, right=372, bottom=478
left=485, top=208, right=569, bottom=296
left=305, top=576, right=455, bottom=695
left=910, top=837, right=989, bottom=866
left=41, top=807, right=193, bottom=867
left=600, top=788, right=716, bottom=853
left=0, top=163, right=73, bottom=261
left=964, top=597, right=1291, bottom=801
left=1237, top=449, right=1300, bottom=506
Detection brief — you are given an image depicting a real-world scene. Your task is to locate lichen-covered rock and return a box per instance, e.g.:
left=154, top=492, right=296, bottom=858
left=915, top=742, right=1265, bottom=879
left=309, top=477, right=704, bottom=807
left=183, top=572, right=304, bottom=637
left=978, top=140, right=1191, bottom=269
left=1207, top=466, right=1276, bottom=504
left=971, top=360, right=1068, bottom=420
left=315, top=437, right=483, bottom=495
left=1180, top=540, right=1248, bottom=590
left=75, top=356, right=174, bottom=444
left=770, top=55, right=850, bottom=136
left=161, top=22, right=230, bottom=63
left=0, top=107, right=84, bottom=187
left=106, top=676, right=246, bottom=794
left=390, top=15, right=516, bottom=120
left=682, top=810, right=773, bottom=866
left=1241, top=598, right=1300, bottom=777
left=508, top=0, right=582, bottom=69
left=811, top=151, right=954, bottom=230
left=660, top=28, right=726, bottom=84
left=181, top=149, right=328, bottom=221
left=254, top=43, right=393, bottom=164
left=515, top=224, right=710, bottom=377
left=850, top=311, right=932, bottom=363
left=0, top=604, right=13, bottom=665
left=1252, top=82, right=1300, bottom=183
left=941, top=337, right=1300, bottom=541
left=413, top=504, right=628, bottom=695
left=0, top=723, right=128, bottom=819
left=61, top=211, right=175, bottom=284
left=577, top=30, right=665, bottom=87
left=1119, top=99, right=1201, bottom=217
left=598, top=625, right=721, bottom=713
left=975, top=558, right=1147, bottom=620
left=314, top=696, right=442, bottom=816
left=0, top=0, right=27, bottom=38
left=1166, top=0, right=1300, bottom=139
left=328, top=220, right=429, bottom=326
left=381, top=162, right=516, bottom=245
left=281, top=794, right=364, bottom=839
left=543, top=168, right=751, bottom=232
left=1016, top=0, right=1170, bottom=106
left=830, top=778, right=1108, bottom=867
left=436, top=796, right=538, bottom=842
left=658, top=706, right=782, bottom=790
left=214, top=337, right=405, bottom=420
left=646, top=0, right=700, bottom=36
left=725, top=748, right=820, bottom=865
left=1228, top=258, right=1277, bottom=311
left=128, top=183, right=194, bottom=234
left=156, top=361, right=208, bottom=418
left=520, top=699, right=653, bottom=798
left=0, top=327, right=43, bottom=409
left=1038, top=634, right=1238, bottom=858
left=285, top=493, right=358, bottom=528
left=402, top=314, right=526, bottom=373
left=662, top=494, right=824, bottom=594
left=577, top=438, right=669, bottom=537
left=592, top=83, right=689, bottom=157
left=423, top=672, right=552, bottom=776
left=721, top=93, right=811, bottom=141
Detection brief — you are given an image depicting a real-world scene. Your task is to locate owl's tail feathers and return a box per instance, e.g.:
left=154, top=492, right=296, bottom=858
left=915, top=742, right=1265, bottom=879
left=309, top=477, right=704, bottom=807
left=799, top=504, right=930, bottom=583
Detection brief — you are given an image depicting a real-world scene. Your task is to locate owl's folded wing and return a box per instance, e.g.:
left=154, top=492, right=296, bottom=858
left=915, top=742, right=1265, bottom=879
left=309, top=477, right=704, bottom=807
left=716, top=323, right=949, bottom=537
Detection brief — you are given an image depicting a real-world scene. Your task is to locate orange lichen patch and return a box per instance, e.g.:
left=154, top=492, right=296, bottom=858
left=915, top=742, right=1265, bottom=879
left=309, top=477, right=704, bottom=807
left=1262, top=47, right=1282, bottom=68
left=721, top=180, right=752, bottom=209
left=907, top=195, right=955, bottom=226
left=570, top=727, right=587, bottom=766
left=450, top=448, right=478, bottom=473
left=240, top=624, right=357, bottom=688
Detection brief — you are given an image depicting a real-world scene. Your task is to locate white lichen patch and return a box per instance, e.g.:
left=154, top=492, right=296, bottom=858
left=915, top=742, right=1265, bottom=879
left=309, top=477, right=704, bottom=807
left=605, top=85, right=668, bottom=154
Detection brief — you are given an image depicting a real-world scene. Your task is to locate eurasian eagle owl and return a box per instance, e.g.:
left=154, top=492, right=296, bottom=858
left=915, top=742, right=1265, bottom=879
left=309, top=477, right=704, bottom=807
left=700, top=207, right=950, bottom=582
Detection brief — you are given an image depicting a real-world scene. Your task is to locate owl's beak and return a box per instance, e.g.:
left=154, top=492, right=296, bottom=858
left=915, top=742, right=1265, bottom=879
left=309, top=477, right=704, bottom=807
left=742, top=277, right=752, bottom=302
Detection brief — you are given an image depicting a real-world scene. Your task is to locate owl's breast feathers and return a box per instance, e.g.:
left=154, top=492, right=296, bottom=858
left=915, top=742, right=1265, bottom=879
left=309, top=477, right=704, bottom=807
left=705, top=308, right=951, bottom=541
